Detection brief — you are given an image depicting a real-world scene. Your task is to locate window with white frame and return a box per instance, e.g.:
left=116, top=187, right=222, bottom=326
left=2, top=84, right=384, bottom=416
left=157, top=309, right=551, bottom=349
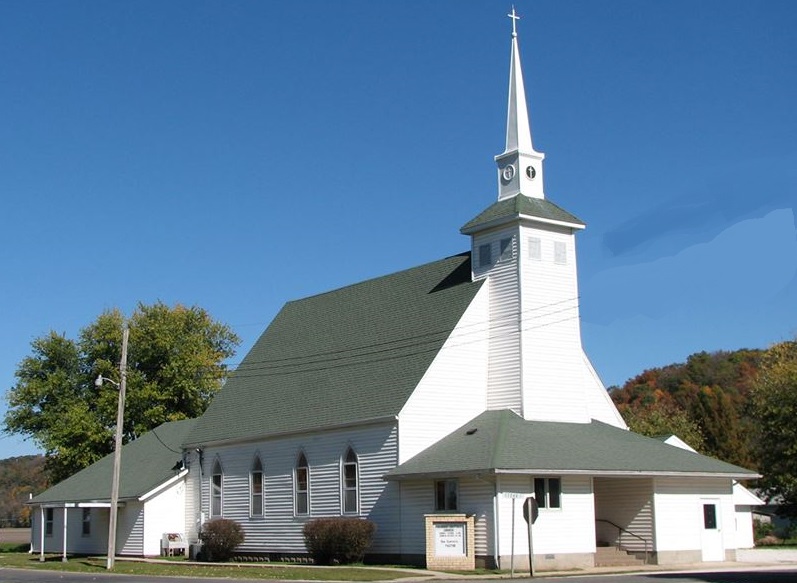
left=534, top=477, right=561, bottom=508
left=342, top=447, right=358, bottom=514
left=82, top=508, right=91, bottom=536
left=295, top=452, right=309, bottom=516
left=434, top=479, right=458, bottom=511
left=251, top=456, right=264, bottom=517
left=45, top=508, right=53, bottom=537
left=211, top=460, right=223, bottom=517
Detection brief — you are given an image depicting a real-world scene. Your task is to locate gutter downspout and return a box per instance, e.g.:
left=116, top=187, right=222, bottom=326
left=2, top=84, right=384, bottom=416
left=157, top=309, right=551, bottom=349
left=39, top=506, right=44, bottom=562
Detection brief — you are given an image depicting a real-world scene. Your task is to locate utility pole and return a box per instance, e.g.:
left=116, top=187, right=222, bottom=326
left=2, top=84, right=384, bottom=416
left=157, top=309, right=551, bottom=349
left=105, top=326, right=129, bottom=570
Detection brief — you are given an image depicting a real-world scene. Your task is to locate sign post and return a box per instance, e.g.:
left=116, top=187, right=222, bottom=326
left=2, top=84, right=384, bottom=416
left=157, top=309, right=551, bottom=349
left=523, top=496, right=539, bottom=577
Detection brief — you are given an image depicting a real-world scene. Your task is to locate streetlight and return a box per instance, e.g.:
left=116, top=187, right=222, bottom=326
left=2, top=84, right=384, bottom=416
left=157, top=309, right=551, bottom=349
left=95, top=326, right=129, bottom=571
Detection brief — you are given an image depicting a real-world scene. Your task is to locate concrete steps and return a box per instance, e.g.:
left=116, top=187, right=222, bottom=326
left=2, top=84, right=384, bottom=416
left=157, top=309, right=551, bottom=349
left=595, top=546, right=647, bottom=567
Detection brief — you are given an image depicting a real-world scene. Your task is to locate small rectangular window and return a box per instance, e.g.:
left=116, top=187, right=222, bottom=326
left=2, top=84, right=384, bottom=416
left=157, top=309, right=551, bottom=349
left=534, top=477, right=562, bottom=509
left=82, top=508, right=91, bottom=536
left=528, top=237, right=541, bottom=260
left=45, top=508, right=54, bottom=537
left=295, top=466, right=309, bottom=515
left=703, top=504, right=718, bottom=529
left=478, top=244, right=492, bottom=267
left=251, top=471, right=263, bottom=516
left=434, top=479, right=458, bottom=511
left=554, top=241, right=567, bottom=265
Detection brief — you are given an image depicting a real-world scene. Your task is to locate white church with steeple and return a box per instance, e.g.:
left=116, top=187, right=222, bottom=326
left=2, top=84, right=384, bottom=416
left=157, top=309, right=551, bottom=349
left=30, top=10, right=759, bottom=570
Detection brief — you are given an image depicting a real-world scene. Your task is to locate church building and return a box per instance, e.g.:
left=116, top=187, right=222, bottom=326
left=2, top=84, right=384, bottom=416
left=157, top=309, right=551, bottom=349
left=30, top=12, right=758, bottom=571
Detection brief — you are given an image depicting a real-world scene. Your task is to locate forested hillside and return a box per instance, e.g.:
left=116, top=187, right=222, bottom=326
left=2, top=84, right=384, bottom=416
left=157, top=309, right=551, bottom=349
left=610, top=349, right=764, bottom=469
left=0, top=455, right=47, bottom=527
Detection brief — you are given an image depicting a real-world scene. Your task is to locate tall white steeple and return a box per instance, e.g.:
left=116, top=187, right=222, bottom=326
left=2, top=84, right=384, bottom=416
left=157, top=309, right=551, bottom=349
left=460, top=10, right=627, bottom=429
left=496, top=7, right=545, bottom=201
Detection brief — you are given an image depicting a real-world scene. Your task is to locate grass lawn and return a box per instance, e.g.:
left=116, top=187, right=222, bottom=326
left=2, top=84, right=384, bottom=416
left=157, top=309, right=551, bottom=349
left=0, top=552, right=420, bottom=581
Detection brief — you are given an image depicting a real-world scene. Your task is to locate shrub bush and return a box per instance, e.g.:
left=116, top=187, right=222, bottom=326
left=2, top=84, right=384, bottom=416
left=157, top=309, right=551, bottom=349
left=199, top=518, right=244, bottom=562
left=302, top=517, right=376, bottom=565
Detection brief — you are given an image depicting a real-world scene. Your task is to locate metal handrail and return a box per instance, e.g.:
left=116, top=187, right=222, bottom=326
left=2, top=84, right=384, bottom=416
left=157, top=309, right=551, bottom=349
left=595, top=518, right=649, bottom=564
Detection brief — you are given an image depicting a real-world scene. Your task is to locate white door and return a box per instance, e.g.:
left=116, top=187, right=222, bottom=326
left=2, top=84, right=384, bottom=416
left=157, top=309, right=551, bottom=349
left=700, top=499, right=724, bottom=561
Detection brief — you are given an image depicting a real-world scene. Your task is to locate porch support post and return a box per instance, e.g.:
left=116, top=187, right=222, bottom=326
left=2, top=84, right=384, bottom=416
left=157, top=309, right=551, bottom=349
left=39, top=506, right=45, bottom=562
left=62, top=505, right=68, bottom=562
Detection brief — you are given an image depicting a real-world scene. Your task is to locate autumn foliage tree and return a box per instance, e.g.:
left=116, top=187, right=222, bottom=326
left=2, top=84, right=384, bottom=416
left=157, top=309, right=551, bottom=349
left=3, top=302, right=239, bottom=483
left=611, top=349, right=763, bottom=469
left=751, top=340, right=797, bottom=518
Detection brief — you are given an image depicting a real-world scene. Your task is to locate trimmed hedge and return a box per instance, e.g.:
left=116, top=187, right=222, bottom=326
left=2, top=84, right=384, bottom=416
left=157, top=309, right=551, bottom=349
left=199, top=518, right=244, bottom=562
left=302, top=517, right=376, bottom=565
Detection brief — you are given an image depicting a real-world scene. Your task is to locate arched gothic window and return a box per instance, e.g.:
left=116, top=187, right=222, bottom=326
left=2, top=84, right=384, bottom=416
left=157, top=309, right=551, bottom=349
left=342, top=447, right=359, bottom=514
left=294, top=452, right=309, bottom=515
left=211, top=460, right=223, bottom=517
left=251, top=456, right=264, bottom=516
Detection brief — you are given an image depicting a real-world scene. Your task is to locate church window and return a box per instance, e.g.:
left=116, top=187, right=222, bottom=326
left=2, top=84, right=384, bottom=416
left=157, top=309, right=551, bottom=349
left=528, top=237, right=541, bottom=260
left=45, top=508, right=54, bottom=536
left=251, top=456, right=264, bottom=517
left=534, top=477, right=561, bottom=509
left=478, top=243, right=492, bottom=267
left=295, top=452, right=310, bottom=516
left=82, top=508, right=91, bottom=536
left=499, top=237, right=514, bottom=261
left=211, top=460, right=223, bottom=517
left=342, top=448, right=359, bottom=514
left=554, top=241, right=567, bottom=265
left=434, top=479, right=458, bottom=511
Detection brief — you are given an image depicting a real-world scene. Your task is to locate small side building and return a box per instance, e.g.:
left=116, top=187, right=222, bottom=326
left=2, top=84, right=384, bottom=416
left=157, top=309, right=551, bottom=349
left=29, top=419, right=193, bottom=558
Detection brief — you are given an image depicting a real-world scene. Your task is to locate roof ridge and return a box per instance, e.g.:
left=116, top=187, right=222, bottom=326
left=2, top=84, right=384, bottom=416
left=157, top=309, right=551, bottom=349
left=283, top=252, right=471, bottom=306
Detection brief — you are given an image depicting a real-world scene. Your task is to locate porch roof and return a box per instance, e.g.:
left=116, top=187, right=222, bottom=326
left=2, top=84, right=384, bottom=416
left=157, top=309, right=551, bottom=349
left=385, top=410, right=758, bottom=480
left=29, top=418, right=195, bottom=505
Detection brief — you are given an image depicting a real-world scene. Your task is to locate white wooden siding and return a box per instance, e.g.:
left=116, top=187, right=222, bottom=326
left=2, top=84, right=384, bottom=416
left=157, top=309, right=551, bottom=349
left=197, top=422, right=400, bottom=555
left=496, top=475, right=594, bottom=558
left=594, top=477, right=654, bottom=553
left=517, top=223, right=589, bottom=424
left=118, top=502, right=144, bottom=555
left=653, top=477, right=735, bottom=552
left=581, top=351, right=627, bottom=428
left=398, top=283, right=489, bottom=463
left=472, top=229, right=523, bottom=414
left=31, top=507, right=109, bottom=555
left=397, top=477, right=494, bottom=558
left=142, top=479, right=187, bottom=556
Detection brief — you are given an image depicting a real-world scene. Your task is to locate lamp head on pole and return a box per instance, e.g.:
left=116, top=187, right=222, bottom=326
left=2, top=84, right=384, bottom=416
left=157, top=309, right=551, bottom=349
left=95, top=375, right=120, bottom=388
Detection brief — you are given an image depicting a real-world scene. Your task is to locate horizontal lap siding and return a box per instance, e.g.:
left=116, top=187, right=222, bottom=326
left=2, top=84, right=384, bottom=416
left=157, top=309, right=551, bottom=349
left=594, top=477, right=654, bottom=553
left=399, top=477, right=494, bottom=558
left=198, top=422, right=399, bottom=555
left=653, top=477, right=734, bottom=552
left=497, top=475, right=594, bottom=557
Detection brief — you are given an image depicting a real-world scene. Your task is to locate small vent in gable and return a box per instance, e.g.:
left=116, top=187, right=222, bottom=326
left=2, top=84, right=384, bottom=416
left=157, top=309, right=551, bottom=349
left=528, top=237, right=541, bottom=260
left=554, top=241, right=567, bottom=265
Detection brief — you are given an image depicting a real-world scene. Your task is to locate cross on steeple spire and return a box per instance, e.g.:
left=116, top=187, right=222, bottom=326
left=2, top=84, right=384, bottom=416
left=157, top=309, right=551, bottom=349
left=508, top=5, right=520, bottom=38
left=495, top=7, right=545, bottom=200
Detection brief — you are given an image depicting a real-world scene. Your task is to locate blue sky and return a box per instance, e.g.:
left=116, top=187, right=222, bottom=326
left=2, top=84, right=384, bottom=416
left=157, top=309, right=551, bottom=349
left=1, top=0, right=795, bottom=459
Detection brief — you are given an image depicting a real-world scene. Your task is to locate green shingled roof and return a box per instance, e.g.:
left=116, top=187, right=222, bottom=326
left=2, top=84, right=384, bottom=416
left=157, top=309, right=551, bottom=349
left=461, top=195, right=585, bottom=234
left=385, top=410, right=757, bottom=480
left=31, top=419, right=194, bottom=504
left=187, top=253, right=483, bottom=446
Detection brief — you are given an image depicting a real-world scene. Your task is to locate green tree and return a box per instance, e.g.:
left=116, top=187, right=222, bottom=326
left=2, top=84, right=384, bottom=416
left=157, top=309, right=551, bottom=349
left=619, top=399, right=706, bottom=452
left=4, top=302, right=239, bottom=483
left=751, top=340, right=797, bottom=518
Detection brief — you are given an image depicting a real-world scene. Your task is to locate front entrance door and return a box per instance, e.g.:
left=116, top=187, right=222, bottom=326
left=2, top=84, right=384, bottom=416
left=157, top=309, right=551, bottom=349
left=700, top=499, right=724, bottom=561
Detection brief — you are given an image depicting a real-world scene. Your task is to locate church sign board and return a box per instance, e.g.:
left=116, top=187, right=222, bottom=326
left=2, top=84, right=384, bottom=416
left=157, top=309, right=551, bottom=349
left=424, top=514, right=475, bottom=570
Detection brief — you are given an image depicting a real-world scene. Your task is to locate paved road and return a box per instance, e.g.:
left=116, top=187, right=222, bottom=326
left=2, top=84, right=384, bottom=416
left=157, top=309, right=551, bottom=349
left=2, top=566, right=797, bottom=583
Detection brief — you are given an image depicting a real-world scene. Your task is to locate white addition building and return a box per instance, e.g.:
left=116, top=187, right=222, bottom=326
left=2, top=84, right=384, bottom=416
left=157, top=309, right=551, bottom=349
left=30, top=15, right=758, bottom=571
